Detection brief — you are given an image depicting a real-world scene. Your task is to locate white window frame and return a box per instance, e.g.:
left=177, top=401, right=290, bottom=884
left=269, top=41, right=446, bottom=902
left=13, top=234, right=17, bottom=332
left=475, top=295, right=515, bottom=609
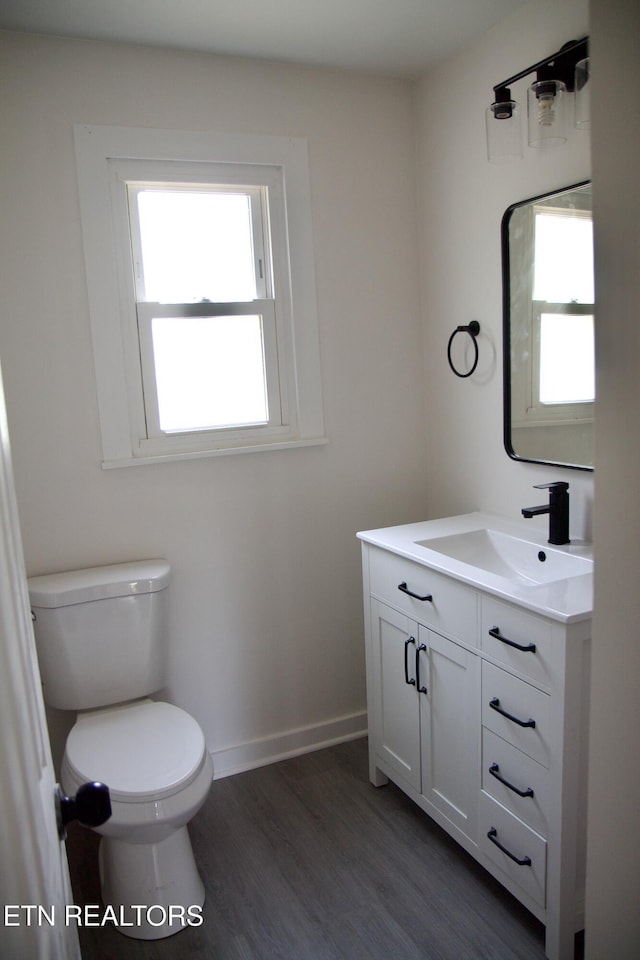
left=118, top=160, right=286, bottom=447
left=74, top=125, right=326, bottom=467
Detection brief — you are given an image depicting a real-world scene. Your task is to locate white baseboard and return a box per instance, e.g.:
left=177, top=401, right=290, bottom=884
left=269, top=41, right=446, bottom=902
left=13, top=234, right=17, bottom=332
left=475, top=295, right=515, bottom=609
left=210, top=711, right=367, bottom=780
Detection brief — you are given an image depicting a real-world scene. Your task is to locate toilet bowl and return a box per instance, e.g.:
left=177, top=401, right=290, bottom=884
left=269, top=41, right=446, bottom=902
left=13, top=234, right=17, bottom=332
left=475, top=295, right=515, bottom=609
left=27, top=560, right=213, bottom=940
left=61, top=700, right=213, bottom=938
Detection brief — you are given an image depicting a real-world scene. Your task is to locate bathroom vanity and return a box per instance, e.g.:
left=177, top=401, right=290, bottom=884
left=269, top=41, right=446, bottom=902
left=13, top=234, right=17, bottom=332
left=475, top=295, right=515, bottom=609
left=357, top=513, right=593, bottom=960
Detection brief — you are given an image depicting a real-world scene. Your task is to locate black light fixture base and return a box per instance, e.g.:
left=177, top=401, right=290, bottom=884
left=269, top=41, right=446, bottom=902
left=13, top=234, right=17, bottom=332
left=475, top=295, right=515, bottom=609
left=491, top=36, right=588, bottom=106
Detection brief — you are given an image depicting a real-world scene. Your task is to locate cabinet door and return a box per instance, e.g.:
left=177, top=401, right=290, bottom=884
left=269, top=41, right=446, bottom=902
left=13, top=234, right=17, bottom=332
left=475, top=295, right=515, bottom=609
left=419, top=628, right=479, bottom=841
left=370, top=600, right=421, bottom=792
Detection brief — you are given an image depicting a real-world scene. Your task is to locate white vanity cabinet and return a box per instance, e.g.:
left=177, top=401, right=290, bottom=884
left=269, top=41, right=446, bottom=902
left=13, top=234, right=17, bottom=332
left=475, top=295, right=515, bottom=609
left=359, top=515, right=592, bottom=960
left=369, top=598, right=479, bottom=843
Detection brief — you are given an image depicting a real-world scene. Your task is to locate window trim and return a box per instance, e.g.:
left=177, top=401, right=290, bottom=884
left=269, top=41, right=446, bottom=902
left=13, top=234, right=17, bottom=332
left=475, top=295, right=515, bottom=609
left=74, top=125, right=326, bottom=467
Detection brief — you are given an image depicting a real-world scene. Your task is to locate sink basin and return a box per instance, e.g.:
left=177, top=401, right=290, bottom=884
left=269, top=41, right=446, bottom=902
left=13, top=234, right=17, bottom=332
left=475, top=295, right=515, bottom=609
left=415, top=528, right=593, bottom=585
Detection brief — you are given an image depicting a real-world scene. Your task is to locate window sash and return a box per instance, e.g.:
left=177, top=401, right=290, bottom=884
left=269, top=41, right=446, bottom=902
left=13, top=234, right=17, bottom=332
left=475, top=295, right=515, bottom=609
left=528, top=301, right=595, bottom=422
left=136, top=300, right=283, bottom=441
left=533, top=206, right=594, bottom=304
left=126, top=181, right=271, bottom=303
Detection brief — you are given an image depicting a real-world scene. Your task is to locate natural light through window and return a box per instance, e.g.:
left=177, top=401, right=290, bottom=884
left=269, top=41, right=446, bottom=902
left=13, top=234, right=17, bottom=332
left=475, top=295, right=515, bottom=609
left=151, top=314, right=268, bottom=432
left=128, top=179, right=276, bottom=436
left=534, top=211, right=594, bottom=304
left=134, top=189, right=259, bottom=303
left=534, top=207, right=595, bottom=407
left=539, top=312, right=595, bottom=404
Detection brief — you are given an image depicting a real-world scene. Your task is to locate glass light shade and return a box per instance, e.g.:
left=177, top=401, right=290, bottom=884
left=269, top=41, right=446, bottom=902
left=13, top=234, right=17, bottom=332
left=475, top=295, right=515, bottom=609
left=486, top=100, right=523, bottom=162
left=574, top=57, right=590, bottom=128
left=527, top=80, right=568, bottom=147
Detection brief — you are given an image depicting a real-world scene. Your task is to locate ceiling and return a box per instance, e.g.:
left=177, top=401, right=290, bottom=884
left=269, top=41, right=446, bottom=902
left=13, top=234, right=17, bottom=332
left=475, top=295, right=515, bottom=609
left=0, top=0, right=529, bottom=78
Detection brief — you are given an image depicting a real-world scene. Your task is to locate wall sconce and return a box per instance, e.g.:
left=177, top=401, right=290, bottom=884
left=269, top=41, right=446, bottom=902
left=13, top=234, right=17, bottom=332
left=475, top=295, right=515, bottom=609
left=485, top=87, right=522, bottom=161
left=486, top=37, right=589, bottom=162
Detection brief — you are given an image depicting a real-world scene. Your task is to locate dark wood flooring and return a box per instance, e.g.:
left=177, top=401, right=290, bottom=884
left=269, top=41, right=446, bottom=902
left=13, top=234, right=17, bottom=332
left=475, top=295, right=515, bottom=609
left=66, top=737, right=583, bottom=959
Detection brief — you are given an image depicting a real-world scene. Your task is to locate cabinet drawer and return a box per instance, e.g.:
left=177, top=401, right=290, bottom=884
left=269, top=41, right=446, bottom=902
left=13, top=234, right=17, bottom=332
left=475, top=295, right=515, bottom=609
left=368, top=548, right=476, bottom=642
left=479, top=791, right=546, bottom=909
left=482, top=728, right=550, bottom=838
left=482, top=661, right=550, bottom=767
left=481, top=597, right=552, bottom=687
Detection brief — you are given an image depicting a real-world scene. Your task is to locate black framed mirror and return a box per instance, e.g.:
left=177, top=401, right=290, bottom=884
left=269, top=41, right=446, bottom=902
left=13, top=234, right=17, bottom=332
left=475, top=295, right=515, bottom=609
left=502, top=181, right=594, bottom=470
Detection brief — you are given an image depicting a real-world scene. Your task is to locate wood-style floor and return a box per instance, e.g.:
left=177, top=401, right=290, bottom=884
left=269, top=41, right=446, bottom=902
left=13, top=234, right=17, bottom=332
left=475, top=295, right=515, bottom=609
left=66, top=737, right=583, bottom=959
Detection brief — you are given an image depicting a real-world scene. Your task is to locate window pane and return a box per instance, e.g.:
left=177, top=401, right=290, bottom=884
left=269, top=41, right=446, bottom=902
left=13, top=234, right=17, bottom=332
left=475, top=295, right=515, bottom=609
left=539, top=312, right=595, bottom=404
left=136, top=190, right=257, bottom=303
left=150, top=314, right=268, bottom=432
left=533, top=212, right=594, bottom=303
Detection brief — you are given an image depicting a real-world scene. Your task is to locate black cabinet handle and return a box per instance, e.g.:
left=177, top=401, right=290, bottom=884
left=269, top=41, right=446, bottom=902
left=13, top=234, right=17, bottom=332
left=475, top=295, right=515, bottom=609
left=489, top=763, right=534, bottom=798
left=398, top=581, right=433, bottom=602
left=489, top=697, right=536, bottom=728
left=487, top=827, right=531, bottom=866
left=404, top=636, right=416, bottom=686
left=416, top=643, right=428, bottom=694
left=489, top=626, right=536, bottom=653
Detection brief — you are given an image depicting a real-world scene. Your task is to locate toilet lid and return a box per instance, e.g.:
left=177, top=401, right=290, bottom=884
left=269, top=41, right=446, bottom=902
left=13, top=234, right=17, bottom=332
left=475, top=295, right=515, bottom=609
left=65, top=700, right=206, bottom=802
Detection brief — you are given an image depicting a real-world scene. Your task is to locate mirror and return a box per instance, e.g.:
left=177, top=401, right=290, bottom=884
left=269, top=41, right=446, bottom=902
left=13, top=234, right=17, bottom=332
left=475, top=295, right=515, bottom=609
left=502, top=181, right=594, bottom=470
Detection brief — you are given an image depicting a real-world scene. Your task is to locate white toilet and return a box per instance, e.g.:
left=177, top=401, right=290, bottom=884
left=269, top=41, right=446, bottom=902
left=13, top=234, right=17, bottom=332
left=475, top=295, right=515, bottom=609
left=28, top=559, right=213, bottom=940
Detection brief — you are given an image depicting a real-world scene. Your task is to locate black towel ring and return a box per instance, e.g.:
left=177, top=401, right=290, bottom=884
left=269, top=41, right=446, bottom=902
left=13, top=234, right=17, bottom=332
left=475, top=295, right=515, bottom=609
left=447, top=321, right=480, bottom=378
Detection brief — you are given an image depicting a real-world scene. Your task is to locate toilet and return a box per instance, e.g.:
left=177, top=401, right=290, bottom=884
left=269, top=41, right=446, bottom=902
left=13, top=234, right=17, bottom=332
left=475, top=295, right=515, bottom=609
left=28, top=559, right=213, bottom=940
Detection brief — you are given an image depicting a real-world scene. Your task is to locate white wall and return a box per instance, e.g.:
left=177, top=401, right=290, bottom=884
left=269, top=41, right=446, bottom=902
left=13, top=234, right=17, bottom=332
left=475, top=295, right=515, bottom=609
left=416, top=0, right=593, bottom=539
left=586, top=1, right=640, bottom=955
left=0, top=32, right=427, bottom=773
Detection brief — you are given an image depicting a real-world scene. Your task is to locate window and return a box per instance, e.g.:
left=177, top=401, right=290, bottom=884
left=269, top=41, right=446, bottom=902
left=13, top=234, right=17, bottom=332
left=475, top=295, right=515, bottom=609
left=512, top=201, right=595, bottom=428
left=74, top=126, right=325, bottom=466
left=529, top=206, right=595, bottom=420
left=124, top=165, right=284, bottom=445
left=536, top=306, right=595, bottom=405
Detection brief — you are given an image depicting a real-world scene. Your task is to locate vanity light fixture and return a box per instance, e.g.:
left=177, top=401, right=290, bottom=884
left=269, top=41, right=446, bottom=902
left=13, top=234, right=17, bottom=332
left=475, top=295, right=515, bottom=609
left=487, top=37, right=589, bottom=162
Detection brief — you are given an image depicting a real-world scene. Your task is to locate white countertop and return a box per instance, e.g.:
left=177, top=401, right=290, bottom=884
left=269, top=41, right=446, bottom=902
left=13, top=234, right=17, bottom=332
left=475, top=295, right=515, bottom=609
left=357, top=512, right=593, bottom=623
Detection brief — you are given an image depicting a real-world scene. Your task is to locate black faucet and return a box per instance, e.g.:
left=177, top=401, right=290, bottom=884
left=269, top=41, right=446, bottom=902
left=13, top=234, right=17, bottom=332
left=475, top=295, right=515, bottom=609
left=522, top=482, right=570, bottom=545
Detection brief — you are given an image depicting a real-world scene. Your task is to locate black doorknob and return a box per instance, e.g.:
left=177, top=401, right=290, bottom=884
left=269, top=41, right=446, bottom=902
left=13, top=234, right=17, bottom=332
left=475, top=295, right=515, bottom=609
left=56, top=781, right=111, bottom=839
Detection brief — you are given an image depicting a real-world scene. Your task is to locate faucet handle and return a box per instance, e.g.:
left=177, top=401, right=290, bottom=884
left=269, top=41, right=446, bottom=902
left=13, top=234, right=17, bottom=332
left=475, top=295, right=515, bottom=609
left=533, top=481, right=569, bottom=493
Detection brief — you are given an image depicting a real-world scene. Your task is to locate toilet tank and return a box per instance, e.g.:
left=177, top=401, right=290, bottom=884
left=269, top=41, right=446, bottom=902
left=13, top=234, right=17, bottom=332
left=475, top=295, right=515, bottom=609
left=28, top=559, right=171, bottom=711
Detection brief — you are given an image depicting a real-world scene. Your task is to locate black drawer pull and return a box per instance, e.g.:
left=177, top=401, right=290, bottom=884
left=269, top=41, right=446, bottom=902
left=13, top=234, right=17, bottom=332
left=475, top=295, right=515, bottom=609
left=487, top=827, right=531, bottom=866
left=489, top=697, right=536, bottom=728
left=489, top=763, right=534, bottom=798
left=416, top=643, right=428, bottom=694
left=404, top=636, right=416, bottom=686
left=489, top=626, right=536, bottom=654
left=398, top=581, right=433, bottom=602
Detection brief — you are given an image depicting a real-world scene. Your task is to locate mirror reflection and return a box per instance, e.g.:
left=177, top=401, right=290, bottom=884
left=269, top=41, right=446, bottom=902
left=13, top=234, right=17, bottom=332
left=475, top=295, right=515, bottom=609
left=503, top=181, right=594, bottom=470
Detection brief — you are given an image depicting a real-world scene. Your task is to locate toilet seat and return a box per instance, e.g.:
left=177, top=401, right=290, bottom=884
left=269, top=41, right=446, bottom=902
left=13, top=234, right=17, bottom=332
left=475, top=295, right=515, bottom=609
left=64, top=699, right=206, bottom=803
